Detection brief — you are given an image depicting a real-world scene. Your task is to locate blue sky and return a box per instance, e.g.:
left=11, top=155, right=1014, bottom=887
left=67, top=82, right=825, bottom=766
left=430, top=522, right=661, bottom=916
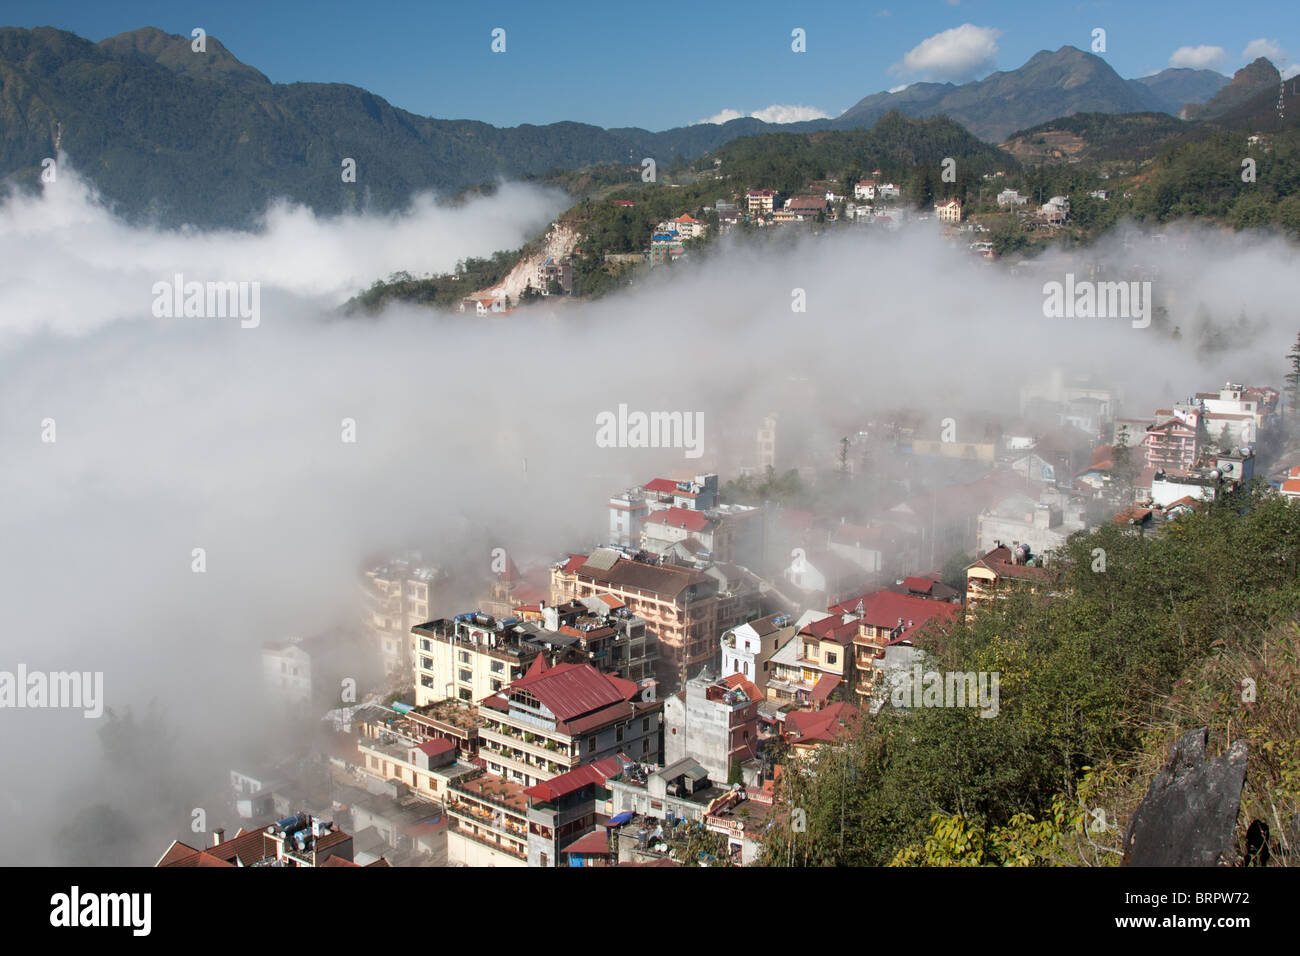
left=5, top=0, right=1297, bottom=129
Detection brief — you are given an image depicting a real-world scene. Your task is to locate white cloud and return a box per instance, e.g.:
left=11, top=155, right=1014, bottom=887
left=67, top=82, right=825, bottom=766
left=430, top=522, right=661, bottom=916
left=4, top=159, right=1300, bottom=864
left=1283, top=64, right=1300, bottom=80
left=1242, top=38, right=1284, bottom=62
left=876, top=9, right=891, bottom=17
left=1168, top=45, right=1226, bottom=70
left=893, top=24, right=1000, bottom=82
left=0, top=162, right=564, bottom=342
left=699, top=108, right=745, bottom=124
left=888, top=84, right=910, bottom=93
left=697, top=104, right=830, bottom=125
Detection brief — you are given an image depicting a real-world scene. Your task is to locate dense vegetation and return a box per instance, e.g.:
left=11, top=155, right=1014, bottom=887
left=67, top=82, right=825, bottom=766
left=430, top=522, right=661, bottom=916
left=757, top=483, right=1300, bottom=866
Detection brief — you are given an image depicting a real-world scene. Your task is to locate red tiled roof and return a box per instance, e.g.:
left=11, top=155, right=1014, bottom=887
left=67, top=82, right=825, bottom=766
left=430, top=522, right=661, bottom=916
left=786, top=701, right=858, bottom=743
left=560, top=553, right=587, bottom=573
left=801, top=614, right=859, bottom=644
left=721, top=672, right=762, bottom=701
left=511, top=662, right=633, bottom=721
left=829, top=591, right=959, bottom=640
left=155, top=841, right=202, bottom=866
left=563, top=829, right=614, bottom=856
left=416, top=738, right=456, bottom=757
left=969, top=546, right=1050, bottom=582
left=524, top=757, right=623, bottom=803
left=902, top=576, right=934, bottom=594
left=1282, top=479, right=1300, bottom=494
left=643, top=506, right=711, bottom=533
left=644, top=477, right=679, bottom=493
left=810, top=674, right=840, bottom=701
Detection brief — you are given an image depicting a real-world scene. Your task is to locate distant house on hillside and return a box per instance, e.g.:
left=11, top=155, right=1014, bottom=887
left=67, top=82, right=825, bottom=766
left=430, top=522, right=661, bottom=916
left=934, top=198, right=962, bottom=223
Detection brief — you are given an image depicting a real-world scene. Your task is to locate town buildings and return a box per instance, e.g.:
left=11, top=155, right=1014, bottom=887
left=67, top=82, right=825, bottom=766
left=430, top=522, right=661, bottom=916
left=476, top=655, right=662, bottom=787
left=663, top=669, right=760, bottom=783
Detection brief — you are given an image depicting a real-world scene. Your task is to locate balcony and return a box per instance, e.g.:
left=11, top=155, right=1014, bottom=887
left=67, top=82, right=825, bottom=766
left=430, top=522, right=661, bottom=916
left=449, top=818, right=527, bottom=860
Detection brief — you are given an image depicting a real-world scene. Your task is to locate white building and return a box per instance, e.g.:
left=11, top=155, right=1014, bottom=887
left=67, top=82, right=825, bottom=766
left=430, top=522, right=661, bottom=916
left=263, top=641, right=312, bottom=706
left=854, top=180, right=877, bottom=201
left=720, top=614, right=797, bottom=692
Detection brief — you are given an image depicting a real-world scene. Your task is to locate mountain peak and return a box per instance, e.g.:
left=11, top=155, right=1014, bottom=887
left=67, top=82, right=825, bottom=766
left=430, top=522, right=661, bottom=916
left=98, top=26, right=269, bottom=86
left=1185, top=56, right=1280, bottom=120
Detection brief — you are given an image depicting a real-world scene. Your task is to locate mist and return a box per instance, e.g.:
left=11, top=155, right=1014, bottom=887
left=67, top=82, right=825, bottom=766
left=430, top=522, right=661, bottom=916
left=1, top=164, right=1297, bottom=864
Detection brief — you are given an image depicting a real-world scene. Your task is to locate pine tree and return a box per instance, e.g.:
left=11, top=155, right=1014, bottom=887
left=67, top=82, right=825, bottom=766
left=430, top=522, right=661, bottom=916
left=1286, top=332, right=1300, bottom=424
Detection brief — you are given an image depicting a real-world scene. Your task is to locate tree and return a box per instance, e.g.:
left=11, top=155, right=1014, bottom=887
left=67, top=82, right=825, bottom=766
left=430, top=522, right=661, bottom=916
left=940, top=550, right=972, bottom=591
left=1285, top=332, right=1300, bottom=423
left=1110, top=424, right=1139, bottom=500
left=728, top=759, right=743, bottom=785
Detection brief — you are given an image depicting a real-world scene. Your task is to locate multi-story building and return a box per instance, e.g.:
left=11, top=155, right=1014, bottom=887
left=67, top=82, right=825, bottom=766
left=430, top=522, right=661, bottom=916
left=964, top=544, right=1051, bottom=612
left=757, top=414, right=778, bottom=470
left=476, top=656, right=662, bottom=788
left=663, top=670, right=760, bottom=783
left=766, top=612, right=858, bottom=708
left=640, top=503, right=761, bottom=566
left=411, top=613, right=545, bottom=707
left=445, top=772, right=531, bottom=866
left=935, top=198, right=962, bottom=223
left=554, top=548, right=763, bottom=689
left=745, top=189, right=776, bottom=215
left=362, top=556, right=441, bottom=676
left=720, top=613, right=798, bottom=694
left=524, top=757, right=623, bottom=867
left=976, top=489, right=1089, bottom=558
left=649, top=233, right=684, bottom=265
left=262, top=641, right=312, bottom=707
left=838, top=591, right=961, bottom=704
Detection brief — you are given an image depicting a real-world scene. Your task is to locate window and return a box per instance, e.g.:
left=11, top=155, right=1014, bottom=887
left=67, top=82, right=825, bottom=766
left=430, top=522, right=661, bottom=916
left=491, top=660, right=504, bottom=674
left=459, top=651, right=470, bottom=664
left=616, top=725, right=624, bottom=743
left=587, top=737, right=596, bottom=752
left=458, top=669, right=472, bottom=683
left=642, top=717, right=650, bottom=732
left=490, top=679, right=502, bottom=692
left=827, top=652, right=837, bottom=666
left=421, top=657, right=433, bottom=670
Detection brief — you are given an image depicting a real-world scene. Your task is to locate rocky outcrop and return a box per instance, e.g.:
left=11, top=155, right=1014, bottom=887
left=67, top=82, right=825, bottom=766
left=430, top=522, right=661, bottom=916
left=1122, top=727, right=1247, bottom=866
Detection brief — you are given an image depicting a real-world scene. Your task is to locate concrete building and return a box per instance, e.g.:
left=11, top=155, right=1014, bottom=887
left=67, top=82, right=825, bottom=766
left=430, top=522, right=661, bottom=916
left=476, top=656, right=662, bottom=787
left=524, top=756, right=623, bottom=867
left=720, top=613, right=797, bottom=694
left=745, top=189, right=777, bottom=215
left=554, top=548, right=763, bottom=690
left=411, top=613, right=545, bottom=707
left=663, top=670, right=760, bottom=783
left=445, top=772, right=531, bottom=866
left=262, top=642, right=312, bottom=707
left=362, top=555, right=441, bottom=676
left=766, top=612, right=857, bottom=708
left=964, top=545, right=1051, bottom=612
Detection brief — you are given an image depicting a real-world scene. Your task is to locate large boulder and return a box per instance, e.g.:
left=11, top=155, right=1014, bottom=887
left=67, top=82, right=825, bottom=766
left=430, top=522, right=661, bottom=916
left=1123, top=727, right=1247, bottom=866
